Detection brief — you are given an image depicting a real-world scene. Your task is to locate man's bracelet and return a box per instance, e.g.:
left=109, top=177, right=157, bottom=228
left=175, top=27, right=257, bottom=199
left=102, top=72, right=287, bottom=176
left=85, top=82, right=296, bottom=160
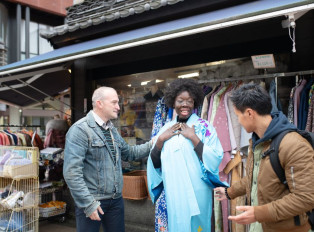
left=225, top=187, right=231, bottom=200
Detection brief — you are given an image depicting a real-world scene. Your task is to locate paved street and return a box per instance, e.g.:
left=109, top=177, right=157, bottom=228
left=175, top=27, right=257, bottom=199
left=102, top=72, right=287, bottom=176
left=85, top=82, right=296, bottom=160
left=39, top=220, right=76, bottom=232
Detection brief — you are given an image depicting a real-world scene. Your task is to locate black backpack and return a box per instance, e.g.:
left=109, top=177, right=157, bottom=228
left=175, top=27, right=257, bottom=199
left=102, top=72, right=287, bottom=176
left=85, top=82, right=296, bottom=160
left=262, top=129, right=314, bottom=230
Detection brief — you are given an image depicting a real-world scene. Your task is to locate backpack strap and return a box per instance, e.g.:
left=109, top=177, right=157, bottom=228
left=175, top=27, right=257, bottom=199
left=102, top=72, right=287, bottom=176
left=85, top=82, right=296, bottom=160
left=267, top=130, right=294, bottom=187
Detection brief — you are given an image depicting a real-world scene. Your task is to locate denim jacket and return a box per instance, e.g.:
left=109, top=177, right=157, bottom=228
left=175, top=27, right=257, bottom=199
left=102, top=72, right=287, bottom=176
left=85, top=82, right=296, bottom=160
left=64, top=111, right=152, bottom=217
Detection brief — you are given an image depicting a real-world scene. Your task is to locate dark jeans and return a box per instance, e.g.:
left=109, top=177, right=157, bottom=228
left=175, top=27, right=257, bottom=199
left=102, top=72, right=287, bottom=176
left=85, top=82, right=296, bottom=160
left=75, top=197, right=125, bottom=232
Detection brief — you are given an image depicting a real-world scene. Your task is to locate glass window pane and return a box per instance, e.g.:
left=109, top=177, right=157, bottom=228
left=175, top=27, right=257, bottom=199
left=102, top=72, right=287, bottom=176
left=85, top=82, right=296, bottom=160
left=20, top=19, right=25, bottom=52
left=30, top=22, right=38, bottom=54
left=0, top=3, right=8, bottom=45
left=20, top=52, right=25, bottom=61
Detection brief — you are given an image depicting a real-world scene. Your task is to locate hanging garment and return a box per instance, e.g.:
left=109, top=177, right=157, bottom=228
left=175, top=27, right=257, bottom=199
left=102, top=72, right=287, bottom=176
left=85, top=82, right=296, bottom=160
left=226, top=88, right=242, bottom=150
left=209, top=85, right=229, bottom=124
left=207, top=85, right=224, bottom=122
left=213, top=86, right=232, bottom=171
left=201, top=86, right=216, bottom=120
left=212, top=86, right=232, bottom=232
left=287, top=86, right=296, bottom=124
left=224, top=91, right=237, bottom=151
left=147, top=114, right=224, bottom=232
left=298, top=78, right=314, bottom=130
left=201, top=95, right=209, bottom=120
left=293, top=79, right=307, bottom=127
left=269, top=79, right=282, bottom=113
left=151, top=97, right=170, bottom=232
left=151, top=97, right=169, bottom=138
left=223, top=151, right=246, bottom=232
left=306, top=85, right=314, bottom=132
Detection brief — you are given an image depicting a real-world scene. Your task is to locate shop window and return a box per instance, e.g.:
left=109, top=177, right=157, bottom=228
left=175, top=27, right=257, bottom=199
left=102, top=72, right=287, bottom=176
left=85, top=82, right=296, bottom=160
left=0, top=3, right=8, bottom=66
left=29, top=22, right=39, bottom=54
left=0, top=3, right=8, bottom=45
left=20, top=20, right=53, bottom=60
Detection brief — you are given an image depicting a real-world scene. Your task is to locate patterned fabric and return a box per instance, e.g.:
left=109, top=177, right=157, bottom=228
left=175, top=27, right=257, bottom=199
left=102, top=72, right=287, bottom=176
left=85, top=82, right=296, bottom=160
left=155, top=190, right=168, bottom=232
left=151, top=97, right=169, bottom=232
left=151, top=97, right=169, bottom=138
left=309, top=84, right=314, bottom=105
left=306, top=93, right=314, bottom=132
left=287, top=87, right=296, bottom=124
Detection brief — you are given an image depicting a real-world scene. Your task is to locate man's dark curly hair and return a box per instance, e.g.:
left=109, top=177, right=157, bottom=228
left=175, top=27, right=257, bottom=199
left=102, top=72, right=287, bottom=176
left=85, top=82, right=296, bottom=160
left=164, top=78, right=204, bottom=108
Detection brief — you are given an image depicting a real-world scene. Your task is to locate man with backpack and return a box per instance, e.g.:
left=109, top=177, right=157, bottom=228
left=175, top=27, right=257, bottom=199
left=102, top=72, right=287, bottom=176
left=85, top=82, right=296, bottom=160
left=214, top=83, right=314, bottom=232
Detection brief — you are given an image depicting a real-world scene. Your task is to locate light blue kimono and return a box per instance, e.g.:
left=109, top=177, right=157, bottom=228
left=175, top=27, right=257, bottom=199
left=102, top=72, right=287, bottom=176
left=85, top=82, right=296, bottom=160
left=147, top=113, right=226, bottom=232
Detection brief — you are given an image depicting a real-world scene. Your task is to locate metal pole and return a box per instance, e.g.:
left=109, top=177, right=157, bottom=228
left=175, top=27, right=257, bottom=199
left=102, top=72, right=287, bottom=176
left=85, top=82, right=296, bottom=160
left=25, top=6, right=30, bottom=59
left=16, top=4, right=21, bottom=61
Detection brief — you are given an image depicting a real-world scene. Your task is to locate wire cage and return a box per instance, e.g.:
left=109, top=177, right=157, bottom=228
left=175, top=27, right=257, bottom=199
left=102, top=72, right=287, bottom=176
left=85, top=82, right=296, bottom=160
left=0, top=207, right=39, bottom=232
left=0, top=178, right=39, bottom=232
left=0, top=146, right=39, bottom=232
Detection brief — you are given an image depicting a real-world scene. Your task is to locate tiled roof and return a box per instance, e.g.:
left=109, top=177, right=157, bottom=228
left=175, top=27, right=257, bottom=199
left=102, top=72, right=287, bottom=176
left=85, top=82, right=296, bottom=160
left=40, top=0, right=184, bottom=39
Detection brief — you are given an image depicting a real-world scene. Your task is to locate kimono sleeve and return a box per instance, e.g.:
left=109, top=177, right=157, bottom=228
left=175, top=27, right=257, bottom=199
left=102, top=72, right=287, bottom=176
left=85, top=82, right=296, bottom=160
left=146, top=123, right=172, bottom=203
left=198, top=124, right=228, bottom=187
left=147, top=156, right=163, bottom=203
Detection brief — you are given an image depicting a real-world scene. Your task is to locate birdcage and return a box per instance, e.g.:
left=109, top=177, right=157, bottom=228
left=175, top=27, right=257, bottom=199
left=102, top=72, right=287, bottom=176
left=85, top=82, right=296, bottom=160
left=0, top=146, right=39, bottom=232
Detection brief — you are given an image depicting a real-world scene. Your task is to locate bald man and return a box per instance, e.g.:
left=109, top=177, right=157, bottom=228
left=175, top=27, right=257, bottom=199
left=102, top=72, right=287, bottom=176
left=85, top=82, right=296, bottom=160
left=64, top=87, right=153, bottom=232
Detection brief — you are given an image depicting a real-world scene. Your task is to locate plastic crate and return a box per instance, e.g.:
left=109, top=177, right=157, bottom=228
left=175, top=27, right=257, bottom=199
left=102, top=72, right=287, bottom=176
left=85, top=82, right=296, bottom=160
left=122, top=170, right=148, bottom=200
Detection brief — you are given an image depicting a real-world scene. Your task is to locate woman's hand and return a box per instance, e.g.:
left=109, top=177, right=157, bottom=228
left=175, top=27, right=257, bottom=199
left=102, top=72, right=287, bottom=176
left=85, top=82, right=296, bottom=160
left=180, top=123, right=200, bottom=147
left=156, top=123, right=181, bottom=150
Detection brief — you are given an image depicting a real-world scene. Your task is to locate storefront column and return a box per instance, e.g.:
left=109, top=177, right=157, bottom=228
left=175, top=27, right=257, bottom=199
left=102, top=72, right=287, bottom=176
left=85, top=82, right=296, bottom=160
left=71, top=58, right=87, bottom=123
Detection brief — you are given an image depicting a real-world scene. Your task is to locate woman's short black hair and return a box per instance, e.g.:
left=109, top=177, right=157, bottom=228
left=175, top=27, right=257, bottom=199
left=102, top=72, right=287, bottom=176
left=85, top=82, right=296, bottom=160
left=164, top=78, right=204, bottom=108
left=230, top=83, right=272, bottom=115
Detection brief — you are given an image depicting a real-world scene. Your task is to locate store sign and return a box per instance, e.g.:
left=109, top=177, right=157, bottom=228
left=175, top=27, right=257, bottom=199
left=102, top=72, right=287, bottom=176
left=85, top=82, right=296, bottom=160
left=251, top=54, right=276, bottom=69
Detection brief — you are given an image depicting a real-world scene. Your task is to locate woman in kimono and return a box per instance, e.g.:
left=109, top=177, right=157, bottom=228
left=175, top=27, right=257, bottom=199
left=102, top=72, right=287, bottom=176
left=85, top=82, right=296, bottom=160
left=147, top=78, right=227, bottom=232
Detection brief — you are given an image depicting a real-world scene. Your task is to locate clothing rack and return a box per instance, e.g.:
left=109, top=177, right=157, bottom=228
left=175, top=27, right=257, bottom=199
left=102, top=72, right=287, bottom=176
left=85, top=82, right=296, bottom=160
left=0, top=124, right=42, bottom=127
left=198, top=69, right=314, bottom=83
